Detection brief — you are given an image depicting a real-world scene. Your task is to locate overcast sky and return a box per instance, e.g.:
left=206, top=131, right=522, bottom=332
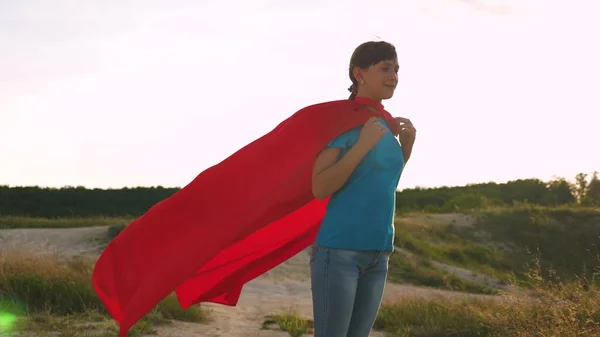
left=1, top=0, right=598, bottom=190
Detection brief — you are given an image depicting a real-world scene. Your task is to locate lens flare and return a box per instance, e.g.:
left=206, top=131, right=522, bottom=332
left=0, top=297, right=26, bottom=336
left=0, top=313, right=17, bottom=332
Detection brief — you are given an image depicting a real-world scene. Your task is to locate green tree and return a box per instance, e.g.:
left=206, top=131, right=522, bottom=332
left=574, top=173, right=589, bottom=204
left=545, top=177, right=576, bottom=205
left=584, top=171, right=600, bottom=206
left=442, top=192, right=488, bottom=212
left=502, top=179, right=548, bottom=205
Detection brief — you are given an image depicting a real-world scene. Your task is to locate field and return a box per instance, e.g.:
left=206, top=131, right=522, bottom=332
left=1, top=205, right=600, bottom=336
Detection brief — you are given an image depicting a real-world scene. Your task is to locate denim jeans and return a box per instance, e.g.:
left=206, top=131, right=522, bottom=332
left=310, top=243, right=390, bottom=337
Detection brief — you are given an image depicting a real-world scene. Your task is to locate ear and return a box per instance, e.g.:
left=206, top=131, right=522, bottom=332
left=352, top=66, right=363, bottom=84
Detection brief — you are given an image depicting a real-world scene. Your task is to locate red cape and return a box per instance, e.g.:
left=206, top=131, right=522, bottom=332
left=91, top=98, right=401, bottom=336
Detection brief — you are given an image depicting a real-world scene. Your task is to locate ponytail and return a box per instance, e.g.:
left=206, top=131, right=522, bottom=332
left=347, top=83, right=357, bottom=100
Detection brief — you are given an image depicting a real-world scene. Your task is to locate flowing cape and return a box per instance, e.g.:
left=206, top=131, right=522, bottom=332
left=91, top=98, right=401, bottom=337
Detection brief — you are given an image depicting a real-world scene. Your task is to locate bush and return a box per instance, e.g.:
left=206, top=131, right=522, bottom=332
left=106, top=224, right=126, bottom=241
left=0, top=252, right=210, bottom=334
left=469, top=207, right=600, bottom=283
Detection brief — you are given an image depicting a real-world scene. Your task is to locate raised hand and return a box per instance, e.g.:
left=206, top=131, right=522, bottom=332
left=356, top=117, right=389, bottom=151
left=394, top=117, right=416, bottom=145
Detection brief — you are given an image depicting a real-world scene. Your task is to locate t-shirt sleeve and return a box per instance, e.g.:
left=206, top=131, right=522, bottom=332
left=326, top=132, right=351, bottom=149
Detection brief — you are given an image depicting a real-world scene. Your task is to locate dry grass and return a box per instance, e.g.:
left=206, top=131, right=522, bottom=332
left=268, top=260, right=600, bottom=337
left=0, top=252, right=210, bottom=336
left=261, top=310, right=313, bottom=337
left=268, top=286, right=600, bottom=337
left=3, top=207, right=600, bottom=336
left=376, top=283, right=600, bottom=336
left=379, top=257, right=600, bottom=337
left=0, top=215, right=132, bottom=229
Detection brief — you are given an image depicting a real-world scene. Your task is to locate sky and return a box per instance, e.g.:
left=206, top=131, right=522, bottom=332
left=1, top=0, right=599, bottom=190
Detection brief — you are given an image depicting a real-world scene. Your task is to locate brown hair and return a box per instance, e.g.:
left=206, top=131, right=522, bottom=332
left=347, top=41, right=397, bottom=99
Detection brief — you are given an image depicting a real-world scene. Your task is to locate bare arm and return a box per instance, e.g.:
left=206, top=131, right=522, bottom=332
left=400, top=139, right=414, bottom=163
left=311, top=116, right=388, bottom=200
left=311, top=144, right=370, bottom=200
left=394, top=116, right=417, bottom=165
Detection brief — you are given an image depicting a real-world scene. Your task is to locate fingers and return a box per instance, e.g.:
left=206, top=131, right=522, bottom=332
left=395, top=117, right=414, bottom=130
left=395, top=116, right=416, bottom=133
left=400, top=127, right=417, bottom=136
left=394, top=117, right=412, bottom=124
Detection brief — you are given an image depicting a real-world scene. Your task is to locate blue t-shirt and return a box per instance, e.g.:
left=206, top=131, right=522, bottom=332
left=315, top=119, right=404, bottom=252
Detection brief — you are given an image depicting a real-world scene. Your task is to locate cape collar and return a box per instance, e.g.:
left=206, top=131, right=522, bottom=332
left=353, top=96, right=384, bottom=111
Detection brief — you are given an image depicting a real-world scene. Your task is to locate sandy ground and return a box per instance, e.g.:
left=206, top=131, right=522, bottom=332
left=0, top=226, right=107, bottom=260
left=0, top=215, right=498, bottom=337
left=150, top=251, right=495, bottom=337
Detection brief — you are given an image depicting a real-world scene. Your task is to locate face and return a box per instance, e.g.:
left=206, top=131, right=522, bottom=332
left=354, top=58, right=399, bottom=101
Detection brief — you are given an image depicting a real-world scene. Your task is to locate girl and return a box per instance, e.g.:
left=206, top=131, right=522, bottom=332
left=310, top=40, right=416, bottom=337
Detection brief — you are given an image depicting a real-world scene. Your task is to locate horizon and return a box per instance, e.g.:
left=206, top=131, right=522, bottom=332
left=1, top=169, right=596, bottom=191
left=2, top=0, right=599, bottom=191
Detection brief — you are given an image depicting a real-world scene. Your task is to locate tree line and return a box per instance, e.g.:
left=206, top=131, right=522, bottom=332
left=395, top=171, right=600, bottom=213
left=0, top=171, right=598, bottom=218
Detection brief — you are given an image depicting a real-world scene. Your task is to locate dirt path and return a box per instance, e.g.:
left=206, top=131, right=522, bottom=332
left=0, top=227, right=107, bottom=259
left=151, top=252, right=494, bottom=337
left=0, top=224, right=497, bottom=337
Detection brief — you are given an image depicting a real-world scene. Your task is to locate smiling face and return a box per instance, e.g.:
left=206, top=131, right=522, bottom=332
left=352, top=58, right=399, bottom=101
left=347, top=41, right=399, bottom=102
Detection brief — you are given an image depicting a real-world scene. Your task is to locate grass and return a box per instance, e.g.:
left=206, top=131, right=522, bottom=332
left=8, top=312, right=144, bottom=337
left=269, top=261, right=600, bottom=337
left=395, top=217, right=512, bottom=275
left=375, top=261, right=600, bottom=337
left=393, top=206, right=600, bottom=289
left=392, top=216, right=513, bottom=292
left=0, top=252, right=210, bottom=336
left=105, top=224, right=127, bottom=242
left=469, top=206, right=600, bottom=283
left=3, top=206, right=600, bottom=336
left=0, top=215, right=133, bottom=229
left=262, top=310, right=313, bottom=337
left=387, top=251, right=498, bottom=295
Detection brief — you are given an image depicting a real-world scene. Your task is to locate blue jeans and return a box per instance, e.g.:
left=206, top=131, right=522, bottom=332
left=310, top=244, right=390, bottom=337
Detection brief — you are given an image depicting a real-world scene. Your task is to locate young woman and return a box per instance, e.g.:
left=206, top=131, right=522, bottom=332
left=310, top=41, right=416, bottom=337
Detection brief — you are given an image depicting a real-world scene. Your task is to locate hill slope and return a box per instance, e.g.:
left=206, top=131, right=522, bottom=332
left=1, top=207, right=599, bottom=336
